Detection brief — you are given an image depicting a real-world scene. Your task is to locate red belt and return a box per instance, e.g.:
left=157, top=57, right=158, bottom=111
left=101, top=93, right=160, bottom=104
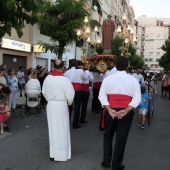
left=93, top=82, right=102, bottom=89
left=72, top=83, right=82, bottom=91
left=82, top=84, right=89, bottom=91
left=101, top=94, right=132, bottom=128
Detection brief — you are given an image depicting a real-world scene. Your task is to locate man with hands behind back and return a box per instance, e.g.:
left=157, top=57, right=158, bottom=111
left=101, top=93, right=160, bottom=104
left=99, top=56, right=141, bottom=170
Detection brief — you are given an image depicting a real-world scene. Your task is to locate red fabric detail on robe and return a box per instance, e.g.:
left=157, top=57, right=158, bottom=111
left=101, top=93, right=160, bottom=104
left=50, top=70, right=63, bottom=76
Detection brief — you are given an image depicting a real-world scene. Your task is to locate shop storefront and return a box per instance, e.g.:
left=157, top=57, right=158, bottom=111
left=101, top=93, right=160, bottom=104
left=0, top=38, right=32, bottom=73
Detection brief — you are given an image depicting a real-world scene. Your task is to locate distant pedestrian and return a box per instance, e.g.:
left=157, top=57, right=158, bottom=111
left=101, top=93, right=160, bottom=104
left=17, top=66, right=26, bottom=96
left=42, top=59, right=75, bottom=161
left=138, top=87, right=151, bottom=129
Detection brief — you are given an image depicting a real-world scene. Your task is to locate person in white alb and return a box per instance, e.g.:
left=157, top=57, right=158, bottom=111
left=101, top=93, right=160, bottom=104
left=64, top=59, right=88, bottom=129
left=133, top=69, right=144, bottom=86
left=42, top=59, right=75, bottom=161
left=98, top=56, right=141, bottom=170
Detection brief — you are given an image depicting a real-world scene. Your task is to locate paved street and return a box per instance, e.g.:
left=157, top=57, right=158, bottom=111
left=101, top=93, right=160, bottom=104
left=0, top=83, right=170, bottom=170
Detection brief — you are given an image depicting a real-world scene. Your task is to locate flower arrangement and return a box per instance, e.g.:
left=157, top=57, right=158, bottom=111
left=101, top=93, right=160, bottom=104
left=85, top=55, right=117, bottom=73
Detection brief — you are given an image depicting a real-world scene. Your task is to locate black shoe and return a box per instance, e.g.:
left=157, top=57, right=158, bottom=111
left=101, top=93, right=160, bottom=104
left=79, top=120, right=88, bottom=124
left=73, top=125, right=81, bottom=129
left=101, top=161, right=110, bottom=168
left=12, top=109, right=16, bottom=112
left=3, top=126, right=11, bottom=132
left=50, top=158, right=54, bottom=161
left=118, top=164, right=125, bottom=170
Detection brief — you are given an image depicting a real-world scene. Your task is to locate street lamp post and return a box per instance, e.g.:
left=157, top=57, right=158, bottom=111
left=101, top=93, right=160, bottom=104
left=76, top=16, right=101, bottom=63
left=116, top=14, right=137, bottom=57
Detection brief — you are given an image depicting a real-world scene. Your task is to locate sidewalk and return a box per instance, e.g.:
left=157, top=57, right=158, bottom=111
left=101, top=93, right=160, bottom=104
left=0, top=82, right=170, bottom=170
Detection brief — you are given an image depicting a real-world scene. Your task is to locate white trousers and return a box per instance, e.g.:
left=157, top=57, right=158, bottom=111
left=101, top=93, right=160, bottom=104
left=9, top=92, right=18, bottom=109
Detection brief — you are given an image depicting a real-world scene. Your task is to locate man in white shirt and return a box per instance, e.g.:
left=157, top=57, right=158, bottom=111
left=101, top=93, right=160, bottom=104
left=133, top=69, right=144, bottom=85
left=99, top=56, right=141, bottom=170
left=17, top=66, right=26, bottom=88
left=64, top=59, right=88, bottom=129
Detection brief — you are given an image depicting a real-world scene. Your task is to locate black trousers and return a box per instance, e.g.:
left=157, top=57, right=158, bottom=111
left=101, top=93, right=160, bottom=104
left=73, top=91, right=82, bottom=127
left=103, top=109, right=134, bottom=170
left=80, top=91, right=90, bottom=121
left=92, top=88, right=101, bottom=112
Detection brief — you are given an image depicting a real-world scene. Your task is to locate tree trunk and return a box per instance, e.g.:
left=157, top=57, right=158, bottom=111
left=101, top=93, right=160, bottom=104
left=58, top=44, right=65, bottom=59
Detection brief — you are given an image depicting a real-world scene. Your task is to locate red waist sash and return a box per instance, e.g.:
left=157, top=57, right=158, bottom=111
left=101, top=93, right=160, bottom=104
left=93, top=82, right=102, bottom=89
left=108, top=94, right=132, bottom=109
left=82, top=84, right=89, bottom=91
left=72, top=83, right=82, bottom=91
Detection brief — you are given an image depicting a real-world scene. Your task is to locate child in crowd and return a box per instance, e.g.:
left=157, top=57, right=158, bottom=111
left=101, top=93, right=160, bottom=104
left=0, top=86, right=11, bottom=132
left=138, top=87, right=152, bottom=129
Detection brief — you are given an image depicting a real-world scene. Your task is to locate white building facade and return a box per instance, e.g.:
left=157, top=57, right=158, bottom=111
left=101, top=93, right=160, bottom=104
left=136, top=16, right=170, bottom=71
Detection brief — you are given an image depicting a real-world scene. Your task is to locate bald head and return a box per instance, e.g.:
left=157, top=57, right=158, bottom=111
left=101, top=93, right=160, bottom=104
left=54, top=59, right=64, bottom=69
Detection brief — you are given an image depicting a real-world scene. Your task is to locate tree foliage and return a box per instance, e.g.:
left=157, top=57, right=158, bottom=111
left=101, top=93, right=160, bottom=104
left=111, top=35, right=124, bottom=56
left=111, top=36, right=144, bottom=68
left=0, top=0, right=47, bottom=38
left=159, top=36, right=170, bottom=70
left=38, top=0, right=88, bottom=59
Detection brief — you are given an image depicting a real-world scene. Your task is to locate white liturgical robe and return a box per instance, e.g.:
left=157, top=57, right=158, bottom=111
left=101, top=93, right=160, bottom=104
left=42, top=73, right=75, bottom=161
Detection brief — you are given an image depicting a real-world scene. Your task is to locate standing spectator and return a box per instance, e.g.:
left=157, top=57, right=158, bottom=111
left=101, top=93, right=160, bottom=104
left=27, top=68, right=36, bottom=80
left=0, top=68, right=7, bottom=86
left=37, top=65, right=48, bottom=109
left=168, top=72, right=170, bottom=100
left=7, top=69, right=19, bottom=112
left=133, top=69, right=144, bottom=86
left=98, top=56, right=141, bottom=170
left=42, top=59, right=75, bottom=161
left=162, top=73, right=169, bottom=98
left=0, top=64, right=9, bottom=86
left=17, top=66, right=26, bottom=97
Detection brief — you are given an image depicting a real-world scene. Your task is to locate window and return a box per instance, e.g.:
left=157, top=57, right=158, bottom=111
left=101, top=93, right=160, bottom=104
left=150, top=64, right=153, bottom=68
left=149, top=58, right=153, bottom=61
left=156, top=52, right=160, bottom=54
left=156, top=58, right=160, bottom=62
left=144, top=58, right=148, bottom=61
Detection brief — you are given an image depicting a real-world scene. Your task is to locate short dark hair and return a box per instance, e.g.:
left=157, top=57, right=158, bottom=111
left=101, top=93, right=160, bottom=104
left=1, top=86, right=11, bottom=94
left=70, top=59, right=77, bottom=67
left=54, top=60, right=64, bottom=69
left=141, top=87, right=146, bottom=94
left=77, top=60, right=83, bottom=66
left=115, top=56, right=128, bottom=71
left=19, top=66, right=24, bottom=70
left=0, top=68, right=5, bottom=72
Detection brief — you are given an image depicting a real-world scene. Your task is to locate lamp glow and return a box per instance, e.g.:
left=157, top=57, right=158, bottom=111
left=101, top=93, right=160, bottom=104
left=85, top=27, right=90, bottom=34
left=77, top=30, right=81, bottom=36
left=127, top=25, right=131, bottom=31
left=125, top=38, right=129, bottom=44
left=87, top=37, right=91, bottom=43
left=84, top=16, right=89, bottom=23
left=122, top=15, right=127, bottom=21
left=117, top=26, right=122, bottom=33
left=94, top=26, right=98, bottom=32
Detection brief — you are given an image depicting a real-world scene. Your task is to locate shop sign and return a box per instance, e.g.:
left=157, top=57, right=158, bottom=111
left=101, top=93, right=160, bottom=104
left=33, top=44, right=46, bottom=53
left=1, top=38, right=31, bottom=52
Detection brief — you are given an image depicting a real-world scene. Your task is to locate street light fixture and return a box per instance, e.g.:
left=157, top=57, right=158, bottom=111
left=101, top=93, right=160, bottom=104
left=76, top=16, right=101, bottom=62
left=116, top=14, right=137, bottom=57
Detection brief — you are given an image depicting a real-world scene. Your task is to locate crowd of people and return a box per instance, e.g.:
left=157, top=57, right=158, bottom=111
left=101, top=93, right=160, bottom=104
left=0, top=64, right=49, bottom=133
left=0, top=58, right=169, bottom=169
